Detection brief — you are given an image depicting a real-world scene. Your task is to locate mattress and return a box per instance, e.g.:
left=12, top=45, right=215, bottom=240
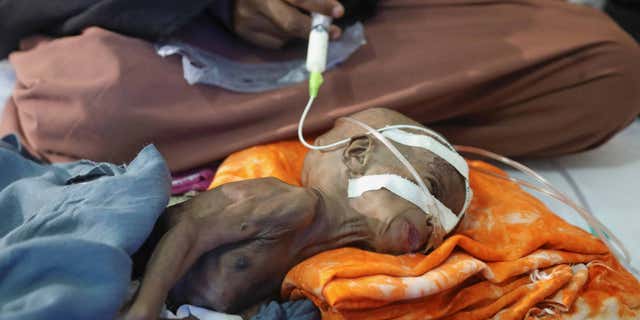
left=0, top=59, right=637, bottom=272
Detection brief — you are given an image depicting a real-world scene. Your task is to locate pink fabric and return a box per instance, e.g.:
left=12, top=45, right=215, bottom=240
left=171, top=168, right=215, bottom=195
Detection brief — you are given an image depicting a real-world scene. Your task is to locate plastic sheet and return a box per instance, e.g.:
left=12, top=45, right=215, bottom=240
left=156, top=23, right=366, bottom=93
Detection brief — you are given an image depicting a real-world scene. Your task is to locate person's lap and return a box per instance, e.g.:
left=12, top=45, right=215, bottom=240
left=1, top=0, right=638, bottom=171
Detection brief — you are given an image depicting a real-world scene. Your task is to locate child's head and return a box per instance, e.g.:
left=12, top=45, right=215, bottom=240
left=303, top=108, right=468, bottom=253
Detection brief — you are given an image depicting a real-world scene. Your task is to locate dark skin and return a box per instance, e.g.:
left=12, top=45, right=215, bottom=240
left=123, top=108, right=466, bottom=319
left=232, top=0, right=344, bottom=49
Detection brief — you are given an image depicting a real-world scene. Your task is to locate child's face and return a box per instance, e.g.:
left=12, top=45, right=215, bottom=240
left=305, top=128, right=466, bottom=254
left=345, top=135, right=466, bottom=253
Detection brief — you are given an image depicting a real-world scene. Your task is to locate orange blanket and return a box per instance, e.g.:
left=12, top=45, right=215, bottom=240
left=208, top=141, right=308, bottom=190
left=210, top=141, right=640, bottom=319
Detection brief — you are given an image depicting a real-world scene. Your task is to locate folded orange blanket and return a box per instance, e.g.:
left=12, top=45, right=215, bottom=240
left=208, top=141, right=308, bottom=190
left=210, top=141, right=640, bottom=319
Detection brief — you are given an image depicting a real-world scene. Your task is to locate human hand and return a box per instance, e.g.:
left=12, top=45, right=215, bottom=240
left=234, top=0, right=345, bottom=48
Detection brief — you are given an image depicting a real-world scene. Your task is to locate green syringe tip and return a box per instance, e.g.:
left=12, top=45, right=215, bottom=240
left=309, top=71, right=324, bottom=98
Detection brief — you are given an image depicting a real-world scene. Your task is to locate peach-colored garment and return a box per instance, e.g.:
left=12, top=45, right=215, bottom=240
left=209, top=141, right=640, bottom=319
left=3, top=0, right=640, bottom=172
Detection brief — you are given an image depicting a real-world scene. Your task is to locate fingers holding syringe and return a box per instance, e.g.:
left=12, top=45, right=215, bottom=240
left=234, top=0, right=343, bottom=48
left=273, top=0, right=343, bottom=40
left=284, top=0, right=345, bottom=18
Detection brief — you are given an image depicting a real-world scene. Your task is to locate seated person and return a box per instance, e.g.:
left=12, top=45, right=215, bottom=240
left=124, top=108, right=469, bottom=318
left=2, top=0, right=638, bottom=172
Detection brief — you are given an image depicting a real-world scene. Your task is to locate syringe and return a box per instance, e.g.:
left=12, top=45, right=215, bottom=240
left=306, top=13, right=332, bottom=98
left=298, top=13, right=332, bottom=150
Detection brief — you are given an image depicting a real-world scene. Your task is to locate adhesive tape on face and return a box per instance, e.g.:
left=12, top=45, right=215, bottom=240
left=381, top=129, right=473, bottom=217
left=381, top=129, right=468, bottom=178
left=347, top=174, right=460, bottom=233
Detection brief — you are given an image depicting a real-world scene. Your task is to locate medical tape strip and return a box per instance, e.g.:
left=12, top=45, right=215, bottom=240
left=381, top=129, right=473, bottom=215
left=347, top=174, right=460, bottom=232
left=381, top=125, right=456, bottom=156
left=381, top=129, right=468, bottom=178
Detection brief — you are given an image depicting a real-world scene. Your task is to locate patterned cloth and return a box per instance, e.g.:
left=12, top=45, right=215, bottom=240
left=208, top=141, right=308, bottom=190
left=209, top=140, right=640, bottom=319
left=282, top=161, right=640, bottom=319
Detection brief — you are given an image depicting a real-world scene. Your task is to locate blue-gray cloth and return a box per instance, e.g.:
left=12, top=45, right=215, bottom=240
left=0, top=135, right=171, bottom=320
left=251, top=300, right=320, bottom=320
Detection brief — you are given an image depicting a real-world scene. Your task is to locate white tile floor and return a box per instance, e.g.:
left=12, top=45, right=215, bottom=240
left=1, top=59, right=638, bottom=272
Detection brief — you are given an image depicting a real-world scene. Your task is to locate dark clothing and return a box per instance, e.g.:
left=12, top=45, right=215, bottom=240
left=606, top=0, right=640, bottom=42
left=0, top=0, right=379, bottom=59
left=251, top=300, right=320, bottom=320
left=0, top=0, right=219, bottom=58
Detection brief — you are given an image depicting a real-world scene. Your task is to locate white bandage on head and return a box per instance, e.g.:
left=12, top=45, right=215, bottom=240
left=345, top=126, right=473, bottom=234
left=348, top=174, right=461, bottom=232
left=380, top=128, right=473, bottom=216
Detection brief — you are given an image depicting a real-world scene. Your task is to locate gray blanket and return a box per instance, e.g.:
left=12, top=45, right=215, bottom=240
left=0, top=135, right=170, bottom=320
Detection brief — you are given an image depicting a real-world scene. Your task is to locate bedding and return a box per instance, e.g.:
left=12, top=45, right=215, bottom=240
left=513, top=119, right=640, bottom=274
left=0, top=136, right=170, bottom=320
left=210, top=140, right=640, bottom=319
left=282, top=161, right=640, bottom=319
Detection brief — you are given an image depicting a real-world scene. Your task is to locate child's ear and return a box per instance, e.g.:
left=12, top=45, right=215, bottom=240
left=342, top=135, right=373, bottom=176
